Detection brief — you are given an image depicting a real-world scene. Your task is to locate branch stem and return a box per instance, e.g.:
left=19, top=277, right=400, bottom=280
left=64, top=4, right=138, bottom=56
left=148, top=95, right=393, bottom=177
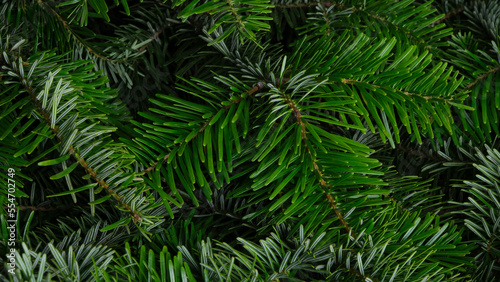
left=282, top=91, right=355, bottom=237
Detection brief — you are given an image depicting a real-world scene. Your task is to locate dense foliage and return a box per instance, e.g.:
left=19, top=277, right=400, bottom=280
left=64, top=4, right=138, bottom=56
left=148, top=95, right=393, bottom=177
left=1, top=0, right=500, bottom=281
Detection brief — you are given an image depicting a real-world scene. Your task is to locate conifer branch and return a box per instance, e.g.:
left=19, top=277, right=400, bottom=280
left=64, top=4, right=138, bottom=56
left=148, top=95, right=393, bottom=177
left=4, top=56, right=142, bottom=223
left=282, top=90, right=355, bottom=237
left=274, top=1, right=432, bottom=46
left=36, top=0, right=125, bottom=63
left=141, top=81, right=266, bottom=173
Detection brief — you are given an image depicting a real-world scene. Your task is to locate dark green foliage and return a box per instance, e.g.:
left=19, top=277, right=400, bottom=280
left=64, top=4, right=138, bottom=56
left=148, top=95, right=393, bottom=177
left=1, top=0, right=500, bottom=281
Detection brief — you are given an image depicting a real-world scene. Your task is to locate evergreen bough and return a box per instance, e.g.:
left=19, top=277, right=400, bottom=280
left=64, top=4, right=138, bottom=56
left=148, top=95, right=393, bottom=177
left=1, top=0, right=500, bottom=281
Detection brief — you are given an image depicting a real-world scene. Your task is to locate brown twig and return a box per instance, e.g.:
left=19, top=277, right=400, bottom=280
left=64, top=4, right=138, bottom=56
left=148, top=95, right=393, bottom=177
left=341, top=78, right=449, bottom=101
left=227, top=0, right=245, bottom=29
left=342, top=262, right=377, bottom=281
left=284, top=94, right=307, bottom=139
left=433, top=8, right=464, bottom=25
left=465, top=65, right=500, bottom=89
left=138, top=22, right=172, bottom=52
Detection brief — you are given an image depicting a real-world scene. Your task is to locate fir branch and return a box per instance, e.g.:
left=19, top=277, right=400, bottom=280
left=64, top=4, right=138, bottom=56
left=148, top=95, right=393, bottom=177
left=141, top=80, right=266, bottom=173
left=36, top=0, right=125, bottom=63
left=282, top=89, right=355, bottom=237
left=355, top=10, right=430, bottom=46
left=275, top=1, right=439, bottom=47
left=4, top=55, right=143, bottom=223
left=77, top=153, right=142, bottom=223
